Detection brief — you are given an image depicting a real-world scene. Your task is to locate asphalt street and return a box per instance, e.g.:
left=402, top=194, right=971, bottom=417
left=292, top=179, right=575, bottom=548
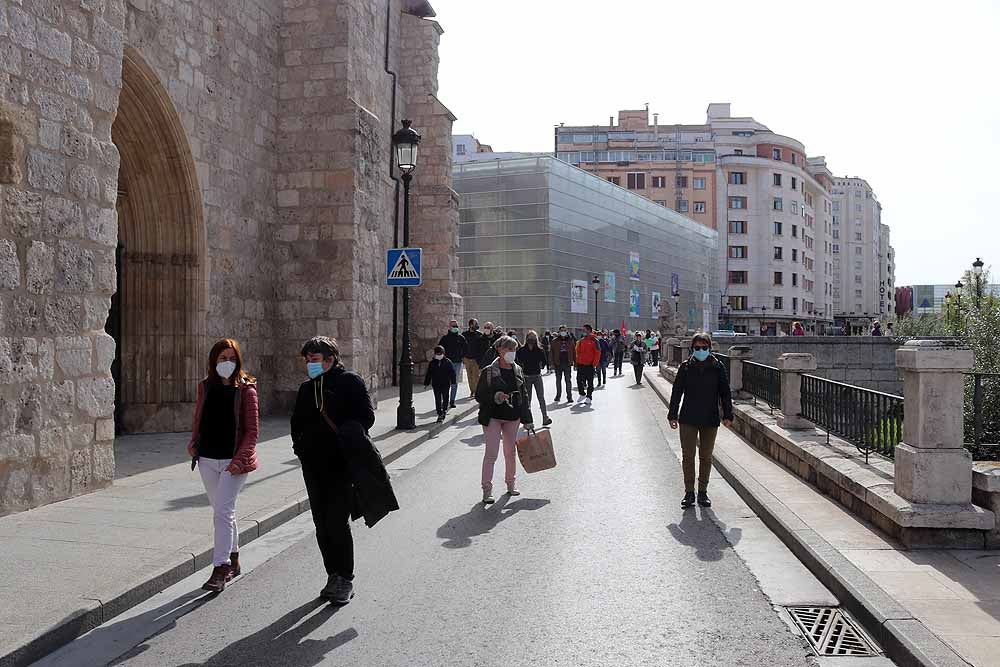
left=45, top=370, right=825, bottom=667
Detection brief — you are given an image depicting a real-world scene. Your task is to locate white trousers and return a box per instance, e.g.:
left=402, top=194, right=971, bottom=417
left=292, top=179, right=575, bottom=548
left=198, top=457, right=248, bottom=567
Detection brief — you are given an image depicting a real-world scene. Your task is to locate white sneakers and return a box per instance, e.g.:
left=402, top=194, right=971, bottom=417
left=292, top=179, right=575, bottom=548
left=585, top=397, right=592, bottom=406
left=507, top=483, right=520, bottom=496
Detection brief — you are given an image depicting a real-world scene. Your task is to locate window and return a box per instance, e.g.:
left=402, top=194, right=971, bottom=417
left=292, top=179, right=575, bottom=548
left=676, top=175, right=688, bottom=188
left=773, top=221, right=783, bottom=235
left=792, top=273, right=798, bottom=287
left=833, top=229, right=840, bottom=239
left=791, top=154, right=797, bottom=166
left=832, top=201, right=840, bottom=212
left=833, top=244, right=840, bottom=254
left=728, top=220, right=747, bottom=234
left=773, top=197, right=783, bottom=211
left=792, top=224, right=798, bottom=238
left=855, top=303, right=863, bottom=312
left=854, top=231, right=862, bottom=241
left=774, top=296, right=783, bottom=310
left=728, top=271, right=748, bottom=284
left=627, top=230, right=640, bottom=243
left=803, top=234, right=813, bottom=249
left=855, top=247, right=862, bottom=256
left=652, top=176, right=666, bottom=188
left=855, top=203, right=862, bottom=213
left=729, top=295, right=748, bottom=310
left=855, top=289, right=863, bottom=298
left=774, top=246, right=783, bottom=260
left=791, top=176, right=797, bottom=190
left=607, top=176, right=620, bottom=185
left=791, top=201, right=798, bottom=215
left=729, top=172, right=746, bottom=185
left=729, top=196, right=746, bottom=209
left=773, top=173, right=782, bottom=187
left=734, top=149, right=743, bottom=155
left=774, top=272, right=784, bottom=285
left=772, top=147, right=781, bottom=160
left=676, top=199, right=689, bottom=212
left=792, top=248, right=798, bottom=262
left=792, top=296, right=798, bottom=311
left=456, top=144, right=466, bottom=155
left=626, top=172, right=646, bottom=190
left=654, top=200, right=667, bottom=207
left=693, top=201, right=706, bottom=213
left=729, top=245, right=748, bottom=259
left=693, top=177, right=706, bottom=190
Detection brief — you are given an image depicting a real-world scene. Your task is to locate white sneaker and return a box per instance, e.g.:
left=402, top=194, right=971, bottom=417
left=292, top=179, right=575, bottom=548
left=506, top=483, right=520, bottom=496
left=576, top=395, right=585, bottom=404
left=585, top=397, right=592, bottom=406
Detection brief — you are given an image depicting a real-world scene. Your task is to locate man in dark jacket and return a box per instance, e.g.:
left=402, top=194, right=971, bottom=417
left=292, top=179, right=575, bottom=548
left=549, top=324, right=575, bottom=403
left=668, top=333, right=734, bottom=510
left=291, top=336, right=396, bottom=606
left=479, top=321, right=502, bottom=368
left=437, top=319, right=467, bottom=408
left=463, top=318, right=488, bottom=396
left=425, top=345, right=457, bottom=422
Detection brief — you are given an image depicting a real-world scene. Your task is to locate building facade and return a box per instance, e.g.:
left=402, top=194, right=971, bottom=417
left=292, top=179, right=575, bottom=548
left=0, top=0, right=461, bottom=514
left=452, top=133, right=544, bottom=164
left=454, top=157, right=719, bottom=336
left=555, top=104, right=839, bottom=334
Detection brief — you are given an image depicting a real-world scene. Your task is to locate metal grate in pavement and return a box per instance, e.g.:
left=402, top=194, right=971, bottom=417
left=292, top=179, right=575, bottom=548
left=786, top=606, right=880, bottom=656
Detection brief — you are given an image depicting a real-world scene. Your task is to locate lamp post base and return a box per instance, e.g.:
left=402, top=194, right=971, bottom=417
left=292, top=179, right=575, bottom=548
left=396, top=404, right=415, bottom=430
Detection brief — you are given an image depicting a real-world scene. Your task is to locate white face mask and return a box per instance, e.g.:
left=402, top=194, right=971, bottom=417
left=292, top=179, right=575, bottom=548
left=216, top=361, right=236, bottom=379
left=484, top=328, right=493, bottom=335
left=503, top=351, right=517, bottom=364
left=559, top=331, right=567, bottom=337
left=434, top=354, right=444, bottom=360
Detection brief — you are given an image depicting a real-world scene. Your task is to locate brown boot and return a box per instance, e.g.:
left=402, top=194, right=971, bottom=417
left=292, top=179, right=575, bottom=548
left=228, top=552, right=241, bottom=579
left=202, top=564, right=231, bottom=593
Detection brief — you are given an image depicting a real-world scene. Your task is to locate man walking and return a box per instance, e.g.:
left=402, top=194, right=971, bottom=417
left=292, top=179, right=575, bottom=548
left=612, top=329, right=627, bottom=376
left=438, top=319, right=467, bottom=409
left=574, top=324, right=601, bottom=406
left=463, top=318, right=487, bottom=397
left=549, top=324, right=575, bottom=403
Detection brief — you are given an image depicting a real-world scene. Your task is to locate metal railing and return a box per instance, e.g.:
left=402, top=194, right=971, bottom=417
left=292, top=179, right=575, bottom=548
left=799, top=374, right=903, bottom=462
left=966, top=372, right=1000, bottom=460
left=714, top=352, right=731, bottom=377
left=743, top=361, right=781, bottom=412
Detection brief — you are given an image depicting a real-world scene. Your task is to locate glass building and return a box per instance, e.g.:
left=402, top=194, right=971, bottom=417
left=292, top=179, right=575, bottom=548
left=454, top=157, right=720, bottom=336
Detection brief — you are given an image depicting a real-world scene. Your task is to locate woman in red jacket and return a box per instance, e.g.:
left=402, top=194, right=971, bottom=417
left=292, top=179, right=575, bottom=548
left=187, top=338, right=260, bottom=593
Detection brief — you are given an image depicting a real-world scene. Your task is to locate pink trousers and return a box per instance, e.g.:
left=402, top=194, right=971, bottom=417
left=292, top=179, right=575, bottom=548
left=482, top=418, right=519, bottom=492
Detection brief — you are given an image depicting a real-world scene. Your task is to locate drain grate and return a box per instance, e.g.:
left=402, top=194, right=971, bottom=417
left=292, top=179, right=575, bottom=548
left=786, top=607, right=880, bottom=657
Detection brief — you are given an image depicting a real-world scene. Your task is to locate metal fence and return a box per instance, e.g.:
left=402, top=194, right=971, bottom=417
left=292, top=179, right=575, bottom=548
left=714, top=352, right=731, bottom=378
left=799, top=374, right=903, bottom=461
left=743, top=361, right=781, bottom=412
left=966, top=372, right=1000, bottom=460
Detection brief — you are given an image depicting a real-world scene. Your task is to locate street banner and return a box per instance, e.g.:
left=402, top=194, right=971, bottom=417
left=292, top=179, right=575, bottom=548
left=703, top=308, right=710, bottom=332
left=620, top=320, right=626, bottom=336
left=914, top=285, right=935, bottom=312
left=629, top=252, right=640, bottom=281
left=571, top=279, right=588, bottom=314
left=629, top=288, right=640, bottom=317
left=604, top=271, right=616, bottom=302
left=671, top=272, right=679, bottom=295
left=652, top=291, right=662, bottom=315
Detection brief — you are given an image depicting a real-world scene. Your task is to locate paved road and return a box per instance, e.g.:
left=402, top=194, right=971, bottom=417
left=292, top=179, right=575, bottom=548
left=50, top=373, right=821, bottom=666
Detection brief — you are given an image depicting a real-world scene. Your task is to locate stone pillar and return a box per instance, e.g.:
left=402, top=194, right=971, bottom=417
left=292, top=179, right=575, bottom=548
left=728, top=345, right=753, bottom=397
left=894, top=341, right=975, bottom=505
left=665, top=338, right=680, bottom=366
left=679, top=339, right=692, bottom=361
left=776, top=353, right=817, bottom=430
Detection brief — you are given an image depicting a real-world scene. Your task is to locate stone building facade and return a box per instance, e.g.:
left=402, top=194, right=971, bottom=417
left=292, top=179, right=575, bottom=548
left=0, top=0, right=461, bottom=514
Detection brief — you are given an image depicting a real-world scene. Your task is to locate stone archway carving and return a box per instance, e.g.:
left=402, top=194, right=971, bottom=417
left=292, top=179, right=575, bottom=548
left=110, top=48, right=207, bottom=433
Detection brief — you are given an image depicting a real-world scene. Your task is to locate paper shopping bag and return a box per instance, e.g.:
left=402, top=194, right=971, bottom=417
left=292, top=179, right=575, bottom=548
left=515, top=429, right=557, bottom=473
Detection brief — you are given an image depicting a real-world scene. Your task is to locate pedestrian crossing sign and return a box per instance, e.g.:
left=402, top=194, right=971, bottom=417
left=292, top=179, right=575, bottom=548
left=386, top=247, right=422, bottom=287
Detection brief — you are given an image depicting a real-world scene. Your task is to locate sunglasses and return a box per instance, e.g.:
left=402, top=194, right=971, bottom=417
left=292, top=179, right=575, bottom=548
left=693, top=345, right=710, bottom=351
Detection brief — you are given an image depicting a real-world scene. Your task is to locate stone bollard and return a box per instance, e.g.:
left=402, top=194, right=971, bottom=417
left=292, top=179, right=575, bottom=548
left=665, top=338, right=680, bottom=366
left=728, top=345, right=753, bottom=398
left=894, top=340, right=975, bottom=505
left=776, top=353, right=817, bottom=430
left=679, top=338, right=692, bottom=361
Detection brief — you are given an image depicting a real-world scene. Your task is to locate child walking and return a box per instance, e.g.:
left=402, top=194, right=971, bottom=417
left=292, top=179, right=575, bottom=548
left=425, top=345, right=458, bottom=422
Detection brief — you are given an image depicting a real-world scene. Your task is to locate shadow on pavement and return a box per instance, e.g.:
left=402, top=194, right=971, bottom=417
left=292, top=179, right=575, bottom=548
left=436, top=496, right=551, bottom=549
left=461, top=433, right=485, bottom=447
left=666, top=508, right=742, bottom=562
left=165, top=464, right=302, bottom=511
left=160, top=600, right=356, bottom=667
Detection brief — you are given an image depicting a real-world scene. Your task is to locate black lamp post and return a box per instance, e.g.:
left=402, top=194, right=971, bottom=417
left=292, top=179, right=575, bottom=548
left=394, top=119, right=420, bottom=430
left=761, top=305, right=767, bottom=335
left=973, top=257, right=984, bottom=307
left=591, top=275, right=601, bottom=329
left=955, top=280, right=963, bottom=313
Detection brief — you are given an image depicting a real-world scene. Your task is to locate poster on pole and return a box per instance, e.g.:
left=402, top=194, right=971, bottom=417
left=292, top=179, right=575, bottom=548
left=629, top=252, right=640, bottom=281
left=571, top=280, right=588, bottom=314
left=651, top=291, right=662, bottom=316
left=671, top=272, right=679, bottom=296
left=603, top=271, right=616, bottom=303
left=629, top=288, right=640, bottom=317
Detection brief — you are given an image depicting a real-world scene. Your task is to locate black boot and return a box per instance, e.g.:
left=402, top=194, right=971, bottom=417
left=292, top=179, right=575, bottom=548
left=681, top=492, right=696, bottom=509
left=229, top=552, right=241, bottom=578
left=697, top=491, right=712, bottom=507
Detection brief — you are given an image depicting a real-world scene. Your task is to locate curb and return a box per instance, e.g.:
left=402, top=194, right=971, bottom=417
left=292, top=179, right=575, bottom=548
left=1, top=403, right=478, bottom=667
left=643, top=368, right=970, bottom=667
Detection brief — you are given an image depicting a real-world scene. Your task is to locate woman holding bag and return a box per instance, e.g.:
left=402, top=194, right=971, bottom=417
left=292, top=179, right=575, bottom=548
left=187, top=338, right=260, bottom=593
left=476, top=336, right=534, bottom=504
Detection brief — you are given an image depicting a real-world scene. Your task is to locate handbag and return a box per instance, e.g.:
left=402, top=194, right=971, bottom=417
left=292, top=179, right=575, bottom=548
left=515, top=428, right=557, bottom=473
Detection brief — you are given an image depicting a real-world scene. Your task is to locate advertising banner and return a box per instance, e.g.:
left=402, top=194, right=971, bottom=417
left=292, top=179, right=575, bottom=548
left=571, top=280, right=588, bottom=314
left=629, top=288, right=640, bottom=317
left=629, top=252, right=640, bottom=281
left=604, top=271, right=616, bottom=303
left=671, top=272, right=679, bottom=295
left=651, top=291, right=662, bottom=316
left=914, top=285, right=936, bottom=312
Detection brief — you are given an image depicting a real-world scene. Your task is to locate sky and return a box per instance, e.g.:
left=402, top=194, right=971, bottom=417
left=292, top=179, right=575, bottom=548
left=430, top=0, right=1000, bottom=286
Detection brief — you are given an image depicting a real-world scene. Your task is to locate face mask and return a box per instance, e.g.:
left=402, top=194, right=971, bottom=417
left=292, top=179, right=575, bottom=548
left=503, top=351, right=517, bottom=364
left=434, top=354, right=444, bottom=360
left=450, top=327, right=460, bottom=334
left=307, top=361, right=325, bottom=379
left=216, top=361, right=236, bottom=379
left=484, top=328, right=493, bottom=335
left=693, top=349, right=711, bottom=362
left=559, top=331, right=567, bottom=337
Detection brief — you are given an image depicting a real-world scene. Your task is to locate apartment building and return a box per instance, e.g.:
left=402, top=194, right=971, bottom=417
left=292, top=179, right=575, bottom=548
left=453, top=134, right=545, bottom=164
left=555, top=104, right=839, bottom=334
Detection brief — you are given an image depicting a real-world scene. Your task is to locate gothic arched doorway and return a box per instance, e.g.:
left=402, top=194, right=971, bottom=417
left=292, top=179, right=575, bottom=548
left=108, top=48, right=207, bottom=433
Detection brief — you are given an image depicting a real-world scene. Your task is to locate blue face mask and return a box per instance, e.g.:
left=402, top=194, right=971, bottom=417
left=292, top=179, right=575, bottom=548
left=307, top=361, right=325, bottom=379
left=693, top=349, right=711, bottom=362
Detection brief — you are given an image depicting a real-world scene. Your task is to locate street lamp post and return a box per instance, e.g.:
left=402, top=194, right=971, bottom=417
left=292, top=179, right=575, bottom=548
left=393, top=119, right=420, bottom=430
left=955, top=280, right=963, bottom=314
left=973, top=257, right=984, bottom=307
left=592, top=274, right=601, bottom=329
left=761, top=305, right=767, bottom=335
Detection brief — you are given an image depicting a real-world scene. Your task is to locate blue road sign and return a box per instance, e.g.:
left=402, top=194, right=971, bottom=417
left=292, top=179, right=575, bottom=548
left=386, top=247, right=422, bottom=287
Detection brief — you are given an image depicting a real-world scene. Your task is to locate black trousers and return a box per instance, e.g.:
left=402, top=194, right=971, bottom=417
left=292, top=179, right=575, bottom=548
left=598, top=364, right=607, bottom=384
left=613, top=351, right=624, bottom=375
left=576, top=365, right=595, bottom=398
left=651, top=349, right=660, bottom=365
left=554, top=366, right=572, bottom=400
left=633, top=362, right=644, bottom=384
left=432, top=385, right=449, bottom=415
left=301, top=456, right=354, bottom=579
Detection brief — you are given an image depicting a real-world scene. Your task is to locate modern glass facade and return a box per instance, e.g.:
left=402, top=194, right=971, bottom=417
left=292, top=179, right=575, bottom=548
left=454, top=157, right=719, bottom=336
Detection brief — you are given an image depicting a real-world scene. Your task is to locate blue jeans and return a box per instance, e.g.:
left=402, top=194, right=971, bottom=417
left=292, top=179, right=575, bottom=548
left=450, top=361, right=463, bottom=403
